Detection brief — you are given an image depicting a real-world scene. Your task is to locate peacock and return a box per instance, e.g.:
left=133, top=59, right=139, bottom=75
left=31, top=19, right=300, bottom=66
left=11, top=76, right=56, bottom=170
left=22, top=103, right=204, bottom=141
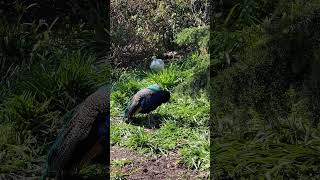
left=124, top=84, right=170, bottom=124
left=41, top=85, right=110, bottom=180
left=149, top=56, right=164, bottom=72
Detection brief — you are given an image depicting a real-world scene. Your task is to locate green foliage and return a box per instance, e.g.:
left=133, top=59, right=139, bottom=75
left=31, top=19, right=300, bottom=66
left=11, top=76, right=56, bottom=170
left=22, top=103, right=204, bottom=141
left=111, top=0, right=209, bottom=66
left=145, top=64, right=186, bottom=90
left=214, top=0, right=280, bottom=29
left=175, top=26, right=209, bottom=53
left=55, top=52, right=97, bottom=104
left=79, top=164, right=106, bottom=177
left=111, top=71, right=145, bottom=115
left=0, top=22, right=36, bottom=66
left=0, top=123, right=18, bottom=145
left=125, top=128, right=153, bottom=152
left=213, top=134, right=320, bottom=179
left=0, top=131, right=43, bottom=174
left=0, top=92, right=60, bottom=140
left=212, top=0, right=320, bottom=126
left=157, top=93, right=209, bottom=127
left=175, top=53, right=209, bottom=95
left=179, top=130, right=209, bottom=171
left=14, top=51, right=103, bottom=113
left=111, top=159, right=133, bottom=168
left=0, top=2, right=110, bottom=178
left=111, top=171, right=129, bottom=180
left=211, top=0, right=320, bottom=178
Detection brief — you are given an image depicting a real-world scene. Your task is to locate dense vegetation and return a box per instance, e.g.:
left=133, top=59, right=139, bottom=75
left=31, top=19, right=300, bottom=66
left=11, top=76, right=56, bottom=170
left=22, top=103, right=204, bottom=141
left=211, top=0, right=320, bottom=178
left=110, top=0, right=209, bottom=67
left=0, top=1, right=109, bottom=179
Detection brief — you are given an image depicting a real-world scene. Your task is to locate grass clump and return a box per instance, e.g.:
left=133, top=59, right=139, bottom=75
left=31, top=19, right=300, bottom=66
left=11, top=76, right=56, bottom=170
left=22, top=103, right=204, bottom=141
left=145, top=64, right=186, bottom=90
left=111, top=159, right=133, bottom=168
left=111, top=171, right=128, bottom=180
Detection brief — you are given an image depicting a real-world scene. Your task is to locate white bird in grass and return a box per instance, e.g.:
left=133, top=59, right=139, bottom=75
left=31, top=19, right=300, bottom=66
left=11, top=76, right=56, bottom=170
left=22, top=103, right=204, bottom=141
left=150, top=56, right=164, bottom=72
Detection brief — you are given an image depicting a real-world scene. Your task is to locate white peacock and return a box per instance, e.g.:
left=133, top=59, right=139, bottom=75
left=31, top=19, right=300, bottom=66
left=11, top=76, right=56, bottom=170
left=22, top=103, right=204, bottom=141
left=149, top=56, right=164, bottom=72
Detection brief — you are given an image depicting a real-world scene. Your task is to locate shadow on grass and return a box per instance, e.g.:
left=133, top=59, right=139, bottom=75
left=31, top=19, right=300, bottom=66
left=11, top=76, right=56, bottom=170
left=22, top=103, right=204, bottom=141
left=127, top=113, right=175, bottom=129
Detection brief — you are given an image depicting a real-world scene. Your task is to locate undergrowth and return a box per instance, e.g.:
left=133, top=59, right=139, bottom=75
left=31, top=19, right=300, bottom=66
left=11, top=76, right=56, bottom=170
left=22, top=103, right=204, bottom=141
left=211, top=0, right=320, bottom=178
left=0, top=15, right=109, bottom=179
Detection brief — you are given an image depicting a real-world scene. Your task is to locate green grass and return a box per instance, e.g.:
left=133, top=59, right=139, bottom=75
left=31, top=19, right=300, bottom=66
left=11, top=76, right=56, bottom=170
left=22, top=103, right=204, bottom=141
left=0, top=20, right=110, bottom=178
left=79, top=164, right=107, bottom=177
left=110, top=53, right=210, bottom=171
left=111, top=171, right=129, bottom=180
left=209, top=0, right=320, bottom=178
left=111, top=159, right=133, bottom=168
left=211, top=109, right=320, bottom=179
left=213, top=135, right=320, bottom=179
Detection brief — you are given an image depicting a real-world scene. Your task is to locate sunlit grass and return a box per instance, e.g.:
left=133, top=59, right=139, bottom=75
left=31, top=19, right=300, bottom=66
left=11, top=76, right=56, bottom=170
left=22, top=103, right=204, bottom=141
left=111, top=171, right=129, bottom=180
left=111, top=159, right=133, bottom=168
left=110, top=54, right=210, bottom=171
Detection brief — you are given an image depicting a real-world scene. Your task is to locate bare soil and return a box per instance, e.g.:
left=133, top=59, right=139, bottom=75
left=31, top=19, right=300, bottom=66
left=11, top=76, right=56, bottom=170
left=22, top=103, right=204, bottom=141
left=111, top=145, right=209, bottom=180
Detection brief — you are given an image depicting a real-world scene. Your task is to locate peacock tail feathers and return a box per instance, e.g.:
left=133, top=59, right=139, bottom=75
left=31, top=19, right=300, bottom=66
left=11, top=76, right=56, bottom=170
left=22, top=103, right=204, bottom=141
left=124, top=85, right=168, bottom=118
left=79, top=140, right=103, bottom=168
left=41, top=104, right=81, bottom=180
left=123, top=107, right=129, bottom=118
left=41, top=85, right=110, bottom=179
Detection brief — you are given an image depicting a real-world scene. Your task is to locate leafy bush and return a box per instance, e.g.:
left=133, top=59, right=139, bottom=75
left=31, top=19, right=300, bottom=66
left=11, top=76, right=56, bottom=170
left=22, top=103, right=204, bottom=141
left=175, top=26, right=209, bottom=53
left=212, top=0, right=320, bottom=127
left=111, top=0, right=209, bottom=66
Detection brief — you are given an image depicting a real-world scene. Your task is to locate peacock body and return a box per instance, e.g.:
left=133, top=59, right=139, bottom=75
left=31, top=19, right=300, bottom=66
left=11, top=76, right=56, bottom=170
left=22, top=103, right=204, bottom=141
left=42, top=85, right=110, bottom=180
left=125, top=84, right=170, bottom=120
left=150, top=56, right=164, bottom=72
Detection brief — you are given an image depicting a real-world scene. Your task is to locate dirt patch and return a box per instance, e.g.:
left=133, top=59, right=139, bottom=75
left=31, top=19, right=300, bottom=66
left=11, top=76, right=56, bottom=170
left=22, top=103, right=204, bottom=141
left=111, top=145, right=209, bottom=180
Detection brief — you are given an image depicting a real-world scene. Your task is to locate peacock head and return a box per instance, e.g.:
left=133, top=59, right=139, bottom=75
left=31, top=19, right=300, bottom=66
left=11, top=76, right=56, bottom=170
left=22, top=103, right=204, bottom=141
left=161, top=90, right=171, bottom=103
left=151, top=55, right=157, bottom=60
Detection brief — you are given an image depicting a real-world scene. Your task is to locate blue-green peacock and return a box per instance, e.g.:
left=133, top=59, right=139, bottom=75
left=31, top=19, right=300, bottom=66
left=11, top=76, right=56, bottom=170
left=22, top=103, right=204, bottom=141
left=124, top=84, right=170, bottom=121
left=41, top=85, right=110, bottom=180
